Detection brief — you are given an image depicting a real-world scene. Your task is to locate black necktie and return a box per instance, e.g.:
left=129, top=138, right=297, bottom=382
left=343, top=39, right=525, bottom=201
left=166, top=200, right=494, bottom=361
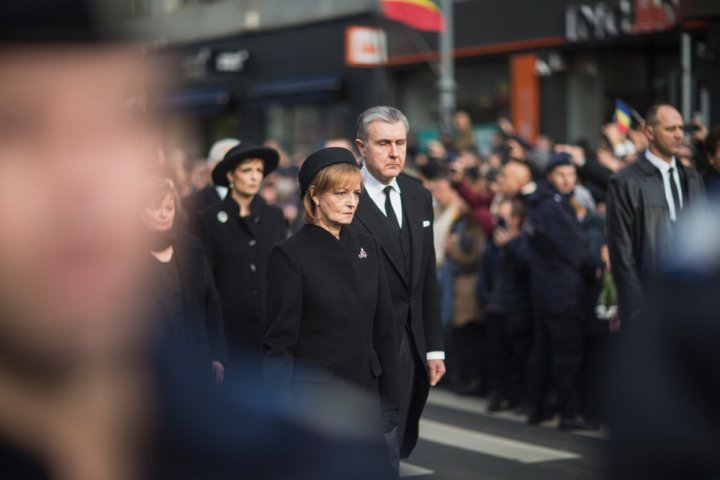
left=668, top=167, right=682, bottom=220
left=384, top=186, right=400, bottom=231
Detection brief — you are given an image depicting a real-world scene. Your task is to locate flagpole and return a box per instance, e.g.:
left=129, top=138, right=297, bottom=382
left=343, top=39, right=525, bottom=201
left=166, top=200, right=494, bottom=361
left=437, top=0, right=455, bottom=138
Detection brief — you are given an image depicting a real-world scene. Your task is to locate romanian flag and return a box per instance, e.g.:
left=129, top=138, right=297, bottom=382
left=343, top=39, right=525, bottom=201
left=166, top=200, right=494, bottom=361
left=381, top=0, right=445, bottom=32
left=614, top=99, right=632, bottom=134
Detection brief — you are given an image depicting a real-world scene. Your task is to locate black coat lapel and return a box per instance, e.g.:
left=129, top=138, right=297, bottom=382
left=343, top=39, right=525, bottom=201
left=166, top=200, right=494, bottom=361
left=399, top=177, right=424, bottom=289
left=355, top=191, right=408, bottom=285
left=245, top=195, right=269, bottom=239
left=676, top=161, right=695, bottom=205
left=219, top=195, right=259, bottom=239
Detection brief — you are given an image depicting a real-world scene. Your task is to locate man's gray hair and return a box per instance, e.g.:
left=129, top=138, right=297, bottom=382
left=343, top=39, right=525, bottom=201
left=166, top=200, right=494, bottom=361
left=356, top=106, right=409, bottom=142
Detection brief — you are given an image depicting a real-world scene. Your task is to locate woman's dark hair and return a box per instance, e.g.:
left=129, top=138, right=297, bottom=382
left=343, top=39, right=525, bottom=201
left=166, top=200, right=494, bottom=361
left=145, top=177, right=180, bottom=211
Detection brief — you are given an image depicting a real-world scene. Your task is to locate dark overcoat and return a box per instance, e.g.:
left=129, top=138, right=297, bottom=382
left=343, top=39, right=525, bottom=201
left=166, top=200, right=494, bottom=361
left=196, top=194, right=286, bottom=357
left=146, top=233, right=228, bottom=369
left=526, top=182, right=598, bottom=315
left=262, top=224, right=400, bottom=418
left=606, top=153, right=705, bottom=319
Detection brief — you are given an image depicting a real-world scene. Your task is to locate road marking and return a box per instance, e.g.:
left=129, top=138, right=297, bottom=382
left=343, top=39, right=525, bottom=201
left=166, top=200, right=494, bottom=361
left=399, top=462, right=434, bottom=477
left=419, top=419, right=581, bottom=464
left=426, top=390, right=609, bottom=440
left=426, top=389, right=492, bottom=416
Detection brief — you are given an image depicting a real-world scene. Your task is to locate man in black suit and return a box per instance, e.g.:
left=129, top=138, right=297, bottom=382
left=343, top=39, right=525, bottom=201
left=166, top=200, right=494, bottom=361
left=350, top=106, right=445, bottom=459
left=607, top=104, right=706, bottom=329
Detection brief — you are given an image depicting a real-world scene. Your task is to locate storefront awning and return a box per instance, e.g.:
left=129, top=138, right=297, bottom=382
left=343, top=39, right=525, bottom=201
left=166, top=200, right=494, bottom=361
left=250, top=75, right=343, bottom=105
left=154, top=89, right=232, bottom=116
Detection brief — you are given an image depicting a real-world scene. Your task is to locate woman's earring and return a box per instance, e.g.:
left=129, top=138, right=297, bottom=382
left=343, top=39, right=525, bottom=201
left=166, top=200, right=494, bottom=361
left=229, top=181, right=234, bottom=189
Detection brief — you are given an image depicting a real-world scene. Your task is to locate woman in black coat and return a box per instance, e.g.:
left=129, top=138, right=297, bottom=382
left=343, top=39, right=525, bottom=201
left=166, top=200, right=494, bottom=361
left=143, top=177, right=227, bottom=381
left=263, top=148, right=401, bottom=445
left=196, top=145, right=287, bottom=361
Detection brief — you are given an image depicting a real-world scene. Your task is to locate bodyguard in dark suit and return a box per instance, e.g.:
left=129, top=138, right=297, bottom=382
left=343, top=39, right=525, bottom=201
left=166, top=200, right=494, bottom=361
left=607, top=104, right=705, bottom=327
left=351, top=107, right=445, bottom=459
left=263, top=149, right=400, bottom=465
left=196, top=145, right=287, bottom=361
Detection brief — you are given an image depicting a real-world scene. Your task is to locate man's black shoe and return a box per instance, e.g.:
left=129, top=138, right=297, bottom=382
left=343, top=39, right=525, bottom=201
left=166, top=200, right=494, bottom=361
left=527, top=409, right=554, bottom=425
left=487, top=397, right=515, bottom=413
left=558, top=415, right=598, bottom=431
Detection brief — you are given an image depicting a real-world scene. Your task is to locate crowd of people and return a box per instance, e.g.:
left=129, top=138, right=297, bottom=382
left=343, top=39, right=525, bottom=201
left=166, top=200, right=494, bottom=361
left=152, top=107, right=449, bottom=473
left=4, top=2, right=720, bottom=479
left=152, top=102, right=720, bottom=438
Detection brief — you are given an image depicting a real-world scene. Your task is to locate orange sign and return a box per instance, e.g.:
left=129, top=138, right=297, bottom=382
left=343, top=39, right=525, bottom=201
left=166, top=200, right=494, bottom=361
left=510, top=54, right=540, bottom=144
left=345, top=26, right=388, bottom=67
left=633, top=0, right=678, bottom=33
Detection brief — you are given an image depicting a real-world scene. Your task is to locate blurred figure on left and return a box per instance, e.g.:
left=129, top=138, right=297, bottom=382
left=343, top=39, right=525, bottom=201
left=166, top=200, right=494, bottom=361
left=0, top=2, right=159, bottom=479
left=142, top=177, right=227, bottom=383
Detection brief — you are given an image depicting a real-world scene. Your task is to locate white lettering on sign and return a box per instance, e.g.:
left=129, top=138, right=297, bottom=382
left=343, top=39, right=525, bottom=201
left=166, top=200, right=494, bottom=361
left=215, top=50, right=250, bottom=73
left=183, top=47, right=211, bottom=80
left=565, top=1, right=633, bottom=42
left=566, top=0, right=679, bottom=42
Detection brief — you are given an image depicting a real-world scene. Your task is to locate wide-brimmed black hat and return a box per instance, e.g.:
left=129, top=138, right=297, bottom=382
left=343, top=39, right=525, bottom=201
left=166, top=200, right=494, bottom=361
left=299, top=147, right=359, bottom=197
left=212, top=144, right=279, bottom=187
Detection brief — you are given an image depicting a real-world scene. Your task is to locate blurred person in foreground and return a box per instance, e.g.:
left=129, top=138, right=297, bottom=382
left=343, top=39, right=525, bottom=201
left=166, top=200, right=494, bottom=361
left=609, top=205, right=720, bottom=479
left=0, top=4, right=158, bottom=477
left=196, top=144, right=287, bottom=364
left=0, top=3, right=399, bottom=479
left=352, top=106, right=445, bottom=459
left=525, top=154, right=599, bottom=430
left=142, top=177, right=227, bottom=383
left=606, top=104, right=705, bottom=331
left=263, top=147, right=400, bottom=473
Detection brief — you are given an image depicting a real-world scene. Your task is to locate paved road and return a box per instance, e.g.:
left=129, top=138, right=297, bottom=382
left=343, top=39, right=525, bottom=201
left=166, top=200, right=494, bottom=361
left=400, top=389, right=611, bottom=480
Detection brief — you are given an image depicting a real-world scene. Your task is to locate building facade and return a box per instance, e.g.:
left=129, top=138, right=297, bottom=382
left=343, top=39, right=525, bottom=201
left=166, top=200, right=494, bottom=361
left=120, top=0, right=720, bottom=156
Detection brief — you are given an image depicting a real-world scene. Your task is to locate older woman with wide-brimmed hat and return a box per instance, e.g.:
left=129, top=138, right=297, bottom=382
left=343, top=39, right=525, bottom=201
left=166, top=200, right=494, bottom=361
left=195, top=144, right=287, bottom=367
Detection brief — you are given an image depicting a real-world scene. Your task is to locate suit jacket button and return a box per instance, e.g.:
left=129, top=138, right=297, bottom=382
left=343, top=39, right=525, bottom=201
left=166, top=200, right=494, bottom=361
left=249, top=263, right=257, bottom=272
left=248, top=239, right=257, bottom=247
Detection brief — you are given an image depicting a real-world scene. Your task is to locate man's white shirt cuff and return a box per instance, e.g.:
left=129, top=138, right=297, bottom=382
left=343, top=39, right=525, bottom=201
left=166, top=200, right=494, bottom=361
left=426, top=351, right=445, bottom=361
